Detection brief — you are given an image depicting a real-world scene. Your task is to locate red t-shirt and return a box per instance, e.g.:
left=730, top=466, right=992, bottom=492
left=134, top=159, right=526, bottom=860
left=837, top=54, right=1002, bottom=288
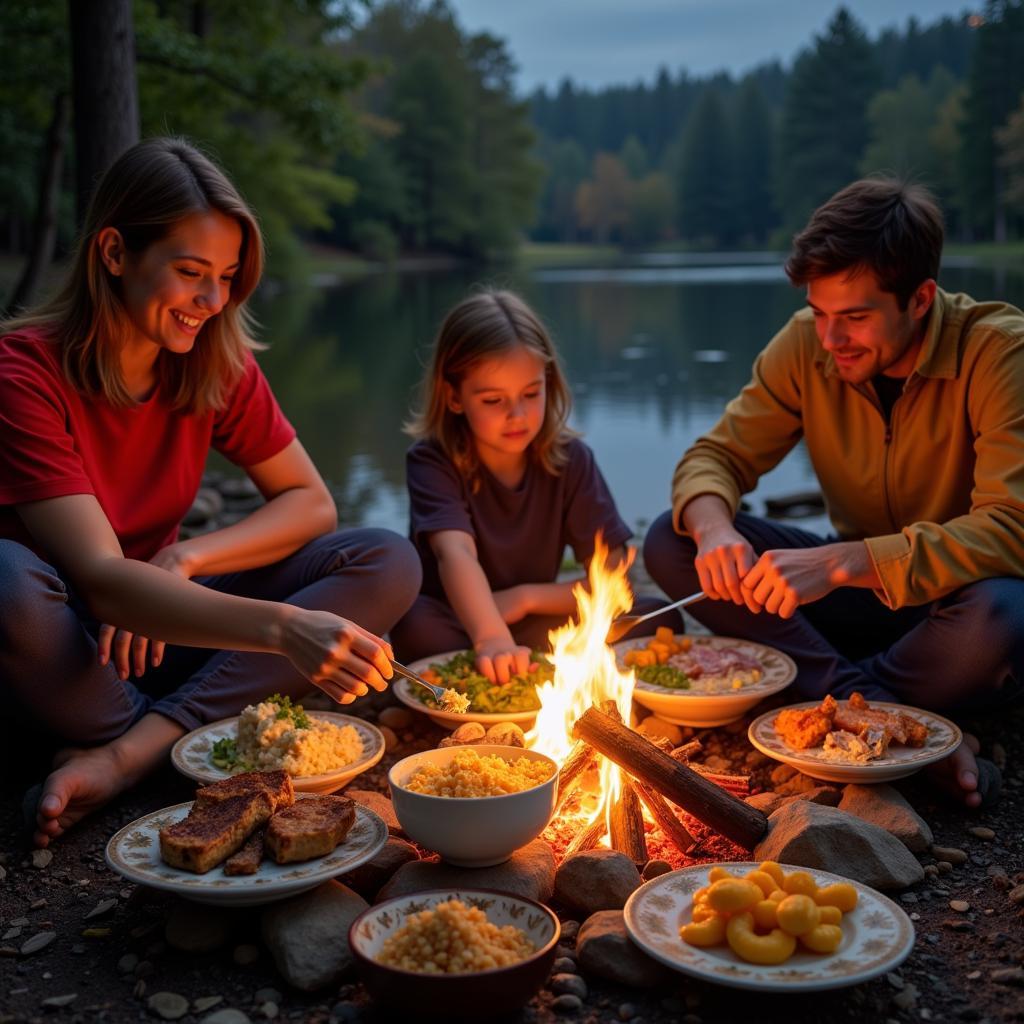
left=0, top=328, right=296, bottom=561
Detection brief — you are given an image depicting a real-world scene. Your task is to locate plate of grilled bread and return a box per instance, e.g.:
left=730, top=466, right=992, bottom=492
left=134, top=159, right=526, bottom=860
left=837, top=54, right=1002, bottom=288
left=748, top=693, right=961, bottom=783
left=105, top=770, right=388, bottom=905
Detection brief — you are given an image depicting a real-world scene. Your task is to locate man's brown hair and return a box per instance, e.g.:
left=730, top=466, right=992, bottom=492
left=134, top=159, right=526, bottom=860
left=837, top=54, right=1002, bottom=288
left=785, top=178, right=944, bottom=309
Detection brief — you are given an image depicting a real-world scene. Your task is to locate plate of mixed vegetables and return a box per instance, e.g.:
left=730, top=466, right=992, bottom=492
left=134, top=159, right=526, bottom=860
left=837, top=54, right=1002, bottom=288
left=393, top=649, right=555, bottom=728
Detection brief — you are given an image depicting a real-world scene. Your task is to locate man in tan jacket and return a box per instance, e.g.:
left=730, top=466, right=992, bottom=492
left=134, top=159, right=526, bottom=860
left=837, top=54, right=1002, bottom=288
left=643, top=179, right=1023, bottom=808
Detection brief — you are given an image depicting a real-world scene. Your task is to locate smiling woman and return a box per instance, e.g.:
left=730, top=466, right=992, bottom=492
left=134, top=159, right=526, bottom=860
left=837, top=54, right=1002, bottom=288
left=0, top=137, right=421, bottom=848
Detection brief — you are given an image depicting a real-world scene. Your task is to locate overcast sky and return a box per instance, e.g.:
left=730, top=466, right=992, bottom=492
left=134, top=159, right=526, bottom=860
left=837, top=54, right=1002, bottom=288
left=446, top=1, right=976, bottom=93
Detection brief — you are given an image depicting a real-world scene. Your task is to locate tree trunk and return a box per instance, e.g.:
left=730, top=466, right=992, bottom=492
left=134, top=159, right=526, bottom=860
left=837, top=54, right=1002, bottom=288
left=68, top=0, right=140, bottom=225
left=5, top=91, right=72, bottom=317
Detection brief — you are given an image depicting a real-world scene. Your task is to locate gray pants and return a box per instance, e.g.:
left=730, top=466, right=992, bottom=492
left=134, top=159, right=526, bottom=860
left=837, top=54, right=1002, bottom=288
left=0, top=529, right=421, bottom=745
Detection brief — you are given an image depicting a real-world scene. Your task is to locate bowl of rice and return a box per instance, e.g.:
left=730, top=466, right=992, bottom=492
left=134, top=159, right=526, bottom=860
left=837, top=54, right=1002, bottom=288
left=350, top=889, right=559, bottom=1017
left=388, top=746, right=559, bottom=867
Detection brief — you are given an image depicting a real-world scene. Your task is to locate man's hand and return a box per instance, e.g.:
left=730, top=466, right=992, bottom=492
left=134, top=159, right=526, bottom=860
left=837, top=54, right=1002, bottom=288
left=97, top=542, right=198, bottom=679
left=741, top=542, right=875, bottom=618
left=694, top=524, right=761, bottom=612
left=492, top=584, right=535, bottom=625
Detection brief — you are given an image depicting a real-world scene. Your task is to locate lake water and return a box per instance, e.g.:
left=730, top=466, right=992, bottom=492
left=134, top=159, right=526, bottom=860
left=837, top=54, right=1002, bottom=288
left=247, top=252, right=1024, bottom=540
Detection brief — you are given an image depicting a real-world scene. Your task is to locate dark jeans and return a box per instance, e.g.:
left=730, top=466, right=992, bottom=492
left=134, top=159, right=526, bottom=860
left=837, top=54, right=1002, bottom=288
left=642, top=511, right=1024, bottom=713
left=391, top=591, right=683, bottom=663
left=0, top=529, right=421, bottom=745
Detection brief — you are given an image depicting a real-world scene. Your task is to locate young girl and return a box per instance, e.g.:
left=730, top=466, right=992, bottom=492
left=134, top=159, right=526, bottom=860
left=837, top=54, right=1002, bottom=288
left=391, top=289, right=679, bottom=683
left=0, top=137, right=420, bottom=847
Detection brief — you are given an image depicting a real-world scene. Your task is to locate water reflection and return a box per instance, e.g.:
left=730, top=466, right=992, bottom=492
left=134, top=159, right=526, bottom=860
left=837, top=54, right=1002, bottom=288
left=245, top=254, right=1024, bottom=538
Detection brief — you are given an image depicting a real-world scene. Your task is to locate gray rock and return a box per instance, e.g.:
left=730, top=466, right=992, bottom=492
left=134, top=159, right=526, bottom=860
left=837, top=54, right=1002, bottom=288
left=555, top=850, right=641, bottom=915
left=40, top=994, right=77, bottom=1008
left=377, top=707, right=413, bottom=730
left=203, top=1011, right=253, bottom=1024
left=344, top=790, right=404, bottom=837
left=20, top=931, right=56, bottom=955
left=782, top=786, right=842, bottom=807
left=754, top=801, right=924, bottom=890
left=552, top=994, right=583, bottom=1013
left=148, top=992, right=190, bottom=1020
left=550, top=972, right=587, bottom=998
left=193, top=997, right=224, bottom=1013
left=118, top=953, right=139, bottom=974
left=838, top=784, right=934, bottom=852
left=261, top=881, right=368, bottom=992
left=552, top=956, right=577, bottom=973
left=165, top=901, right=231, bottom=954
left=31, top=850, right=53, bottom=870
left=641, top=860, right=672, bottom=882
left=576, top=911, right=670, bottom=988
left=338, top=837, right=419, bottom=900
left=84, top=898, right=117, bottom=921
left=377, top=839, right=556, bottom=903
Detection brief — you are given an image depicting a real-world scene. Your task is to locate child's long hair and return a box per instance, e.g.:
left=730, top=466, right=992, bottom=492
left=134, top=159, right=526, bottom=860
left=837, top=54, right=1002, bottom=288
left=3, top=136, right=264, bottom=416
left=406, top=290, right=576, bottom=487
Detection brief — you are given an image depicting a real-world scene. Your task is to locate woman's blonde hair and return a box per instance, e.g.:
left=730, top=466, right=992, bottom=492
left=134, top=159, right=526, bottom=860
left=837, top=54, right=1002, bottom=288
left=3, top=136, right=263, bottom=415
left=406, top=289, right=576, bottom=486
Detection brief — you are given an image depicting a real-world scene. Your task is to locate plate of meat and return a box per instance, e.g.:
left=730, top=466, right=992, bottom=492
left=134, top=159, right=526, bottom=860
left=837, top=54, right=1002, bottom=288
left=748, top=694, right=962, bottom=782
left=105, top=770, right=388, bottom=905
left=613, top=633, right=797, bottom=726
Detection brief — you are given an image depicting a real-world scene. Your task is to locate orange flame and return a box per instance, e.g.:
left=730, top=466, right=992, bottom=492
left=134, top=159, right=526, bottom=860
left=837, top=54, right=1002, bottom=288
left=526, top=536, right=636, bottom=835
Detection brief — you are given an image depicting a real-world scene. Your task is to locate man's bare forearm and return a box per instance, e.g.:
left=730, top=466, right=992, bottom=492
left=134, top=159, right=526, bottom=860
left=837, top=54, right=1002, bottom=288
left=681, top=494, right=736, bottom=542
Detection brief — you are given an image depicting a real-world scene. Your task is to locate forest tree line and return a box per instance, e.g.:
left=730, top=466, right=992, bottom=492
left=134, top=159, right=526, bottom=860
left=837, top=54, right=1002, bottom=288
left=2, top=0, right=1023, bottom=304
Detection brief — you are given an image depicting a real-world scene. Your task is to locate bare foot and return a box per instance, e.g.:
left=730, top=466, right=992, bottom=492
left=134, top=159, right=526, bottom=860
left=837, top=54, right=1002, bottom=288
left=927, top=732, right=982, bottom=809
left=33, top=744, right=134, bottom=848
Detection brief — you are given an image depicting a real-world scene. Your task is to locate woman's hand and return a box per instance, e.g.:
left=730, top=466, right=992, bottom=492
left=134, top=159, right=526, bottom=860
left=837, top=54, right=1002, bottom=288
left=694, top=524, right=761, bottom=612
left=474, top=635, right=531, bottom=685
left=280, top=610, right=393, bottom=704
left=492, top=584, right=535, bottom=625
left=97, top=542, right=198, bottom=679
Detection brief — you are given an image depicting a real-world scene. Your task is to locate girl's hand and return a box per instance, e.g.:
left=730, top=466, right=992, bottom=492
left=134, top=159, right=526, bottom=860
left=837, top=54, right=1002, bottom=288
left=98, top=543, right=198, bottom=680
left=474, top=636, right=531, bottom=685
left=280, top=610, right=393, bottom=704
left=492, top=584, right=535, bottom=625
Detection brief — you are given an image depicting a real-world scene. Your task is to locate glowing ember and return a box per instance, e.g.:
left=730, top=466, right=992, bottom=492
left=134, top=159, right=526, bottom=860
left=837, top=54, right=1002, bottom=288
left=526, top=536, right=636, bottom=839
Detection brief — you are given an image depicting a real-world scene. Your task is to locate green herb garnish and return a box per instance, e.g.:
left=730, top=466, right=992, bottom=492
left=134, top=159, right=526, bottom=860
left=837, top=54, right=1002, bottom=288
left=266, top=692, right=311, bottom=729
left=636, top=664, right=692, bottom=690
left=210, top=736, right=255, bottom=771
left=411, top=650, right=553, bottom=714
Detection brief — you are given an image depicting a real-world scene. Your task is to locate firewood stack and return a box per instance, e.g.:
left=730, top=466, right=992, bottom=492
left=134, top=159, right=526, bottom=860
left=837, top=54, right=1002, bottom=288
left=555, top=705, right=768, bottom=864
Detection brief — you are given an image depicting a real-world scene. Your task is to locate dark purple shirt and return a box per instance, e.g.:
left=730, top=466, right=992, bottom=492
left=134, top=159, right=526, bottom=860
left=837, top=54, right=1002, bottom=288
left=406, top=438, right=632, bottom=600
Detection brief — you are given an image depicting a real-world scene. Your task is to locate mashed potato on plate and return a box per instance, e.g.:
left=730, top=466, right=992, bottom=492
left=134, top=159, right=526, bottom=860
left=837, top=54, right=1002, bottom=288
left=233, top=698, right=363, bottom=777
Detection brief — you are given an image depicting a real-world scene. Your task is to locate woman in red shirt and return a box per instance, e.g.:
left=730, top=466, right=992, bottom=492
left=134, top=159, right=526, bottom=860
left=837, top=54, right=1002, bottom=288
left=0, top=138, right=420, bottom=847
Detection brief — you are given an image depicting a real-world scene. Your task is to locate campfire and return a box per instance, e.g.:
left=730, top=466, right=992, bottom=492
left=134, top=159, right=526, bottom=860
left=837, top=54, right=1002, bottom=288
left=525, top=538, right=768, bottom=863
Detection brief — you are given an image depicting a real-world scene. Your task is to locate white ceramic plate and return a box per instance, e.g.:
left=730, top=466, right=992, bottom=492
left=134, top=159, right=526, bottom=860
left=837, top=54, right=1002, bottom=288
left=612, top=634, right=797, bottom=727
left=170, top=712, right=385, bottom=794
left=747, top=701, right=962, bottom=783
left=105, top=800, right=388, bottom=906
left=394, top=650, right=542, bottom=730
left=624, top=862, right=915, bottom=993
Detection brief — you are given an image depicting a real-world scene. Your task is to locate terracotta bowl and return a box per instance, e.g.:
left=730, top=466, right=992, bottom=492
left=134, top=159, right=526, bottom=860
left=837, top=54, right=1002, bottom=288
left=388, top=745, right=558, bottom=867
left=349, top=888, right=560, bottom=1018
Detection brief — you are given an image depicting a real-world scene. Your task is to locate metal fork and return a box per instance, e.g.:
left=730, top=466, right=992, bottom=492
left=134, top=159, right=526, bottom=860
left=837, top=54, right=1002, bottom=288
left=389, top=659, right=470, bottom=713
left=605, top=590, right=707, bottom=645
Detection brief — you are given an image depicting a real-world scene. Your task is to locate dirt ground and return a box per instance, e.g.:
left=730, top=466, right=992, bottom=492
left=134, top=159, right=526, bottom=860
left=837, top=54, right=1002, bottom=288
left=1, top=695, right=1022, bottom=1024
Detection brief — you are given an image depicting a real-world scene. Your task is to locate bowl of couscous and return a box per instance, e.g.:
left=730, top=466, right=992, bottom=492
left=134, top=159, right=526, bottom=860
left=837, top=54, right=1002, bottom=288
left=388, top=745, right=559, bottom=867
left=349, top=889, right=560, bottom=1017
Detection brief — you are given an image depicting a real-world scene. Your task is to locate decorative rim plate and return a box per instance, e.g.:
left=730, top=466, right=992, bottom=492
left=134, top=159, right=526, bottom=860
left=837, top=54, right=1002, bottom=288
left=624, top=862, right=915, bottom=993
left=394, top=649, right=540, bottom=729
left=105, top=801, right=388, bottom=906
left=170, top=712, right=385, bottom=792
left=613, top=634, right=797, bottom=700
left=748, top=701, right=962, bottom=783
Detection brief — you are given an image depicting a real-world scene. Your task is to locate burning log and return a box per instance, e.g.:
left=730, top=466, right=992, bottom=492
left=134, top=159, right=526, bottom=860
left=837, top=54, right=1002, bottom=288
left=572, top=707, right=768, bottom=850
left=555, top=738, right=600, bottom=812
left=670, top=740, right=703, bottom=761
left=690, top=765, right=751, bottom=797
left=609, top=779, right=648, bottom=866
left=634, top=781, right=695, bottom=856
left=564, top=816, right=606, bottom=859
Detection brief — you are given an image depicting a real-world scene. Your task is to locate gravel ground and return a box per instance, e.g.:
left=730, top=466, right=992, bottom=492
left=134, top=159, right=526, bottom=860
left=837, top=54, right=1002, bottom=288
left=1, top=688, right=1022, bottom=1024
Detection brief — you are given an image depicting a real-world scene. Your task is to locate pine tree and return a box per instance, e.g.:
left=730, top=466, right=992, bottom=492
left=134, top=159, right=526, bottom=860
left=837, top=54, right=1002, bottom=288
left=733, top=77, right=777, bottom=244
left=675, top=88, right=736, bottom=244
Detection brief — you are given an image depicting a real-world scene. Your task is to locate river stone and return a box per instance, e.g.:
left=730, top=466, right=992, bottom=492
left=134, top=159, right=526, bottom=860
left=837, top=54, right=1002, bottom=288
left=344, top=790, right=404, bottom=837
left=376, top=839, right=556, bottom=903
left=746, top=792, right=785, bottom=815
left=781, top=786, right=842, bottom=807
left=838, top=784, right=934, bottom=852
left=148, top=992, right=190, bottom=1020
left=338, top=837, right=419, bottom=901
left=576, top=911, right=670, bottom=988
left=754, top=801, right=924, bottom=890
left=165, top=901, right=231, bottom=953
left=555, top=850, right=642, bottom=915
left=203, top=1011, right=252, bottom=1024
left=261, top=881, right=368, bottom=992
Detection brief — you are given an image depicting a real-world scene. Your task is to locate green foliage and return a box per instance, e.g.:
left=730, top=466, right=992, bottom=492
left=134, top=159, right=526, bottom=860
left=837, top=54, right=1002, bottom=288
left=732, top=77, right=776, bottom=244
left=575, top=153, right=630, bottom=244
left=676, top=88, right=735, bottom=244
left=997, top=92, right=1024, bottom=213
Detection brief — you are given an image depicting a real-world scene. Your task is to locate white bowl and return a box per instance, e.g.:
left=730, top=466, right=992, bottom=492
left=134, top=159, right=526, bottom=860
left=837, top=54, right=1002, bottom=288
left=388, top=745, right=558, bottom=867
left=613, top=635, right=797, bottom=727
left=394, top=650, right=541, bottom=730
